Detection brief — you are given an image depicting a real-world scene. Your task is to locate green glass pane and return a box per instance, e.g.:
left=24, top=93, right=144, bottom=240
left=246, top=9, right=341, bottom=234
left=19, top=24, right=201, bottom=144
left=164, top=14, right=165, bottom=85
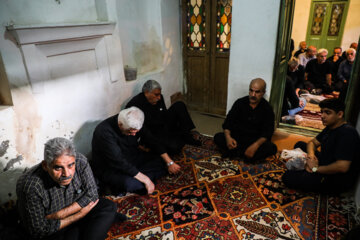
left=190, top=25, right=194, bottom=33
left=190, top=6, right=193, bottom=15
left=220, top=5, right=224, bottom=15
left=220, top=24, right=224, bottom=34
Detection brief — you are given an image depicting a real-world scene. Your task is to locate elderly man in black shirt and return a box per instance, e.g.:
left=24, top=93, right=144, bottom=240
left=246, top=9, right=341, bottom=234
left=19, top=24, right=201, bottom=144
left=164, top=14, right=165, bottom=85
left=16, top=137, right=117, bottom=240
left=92, top=107, right=169, bottom=195
left=305, top=48, right=332, bottom=93
left=214, top=78, right=277, bottom=162
left=125, top=80, right=200, bottom=173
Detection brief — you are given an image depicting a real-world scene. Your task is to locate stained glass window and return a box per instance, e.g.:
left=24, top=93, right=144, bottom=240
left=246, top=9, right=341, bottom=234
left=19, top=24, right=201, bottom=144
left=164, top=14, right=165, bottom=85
left=310, top=4, right=327, bottom=35
left=327, top=3, right=345, bottom=36
left=186, top=0, right=206, bottom=50
left=216, top=0, right=232, bottom=51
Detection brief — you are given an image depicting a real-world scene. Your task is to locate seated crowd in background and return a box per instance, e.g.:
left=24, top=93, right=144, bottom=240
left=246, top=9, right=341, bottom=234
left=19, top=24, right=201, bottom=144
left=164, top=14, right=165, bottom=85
left=283, top=41, right=358, bottom=121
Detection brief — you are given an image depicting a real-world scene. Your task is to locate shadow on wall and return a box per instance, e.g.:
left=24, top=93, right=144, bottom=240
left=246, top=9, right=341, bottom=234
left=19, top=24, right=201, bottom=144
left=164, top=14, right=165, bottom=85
left=72, top=120, right=101, bottom=161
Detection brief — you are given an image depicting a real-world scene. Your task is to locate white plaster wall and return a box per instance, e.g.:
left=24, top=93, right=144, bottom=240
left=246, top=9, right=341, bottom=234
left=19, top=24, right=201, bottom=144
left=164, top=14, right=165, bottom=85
left=0, top=0, right=183, bottom=204
left=227, top=0, right=280, bottom=111
left=342, top=0, right=360, bottom=49
left=291, top=0, right=311, bottom=54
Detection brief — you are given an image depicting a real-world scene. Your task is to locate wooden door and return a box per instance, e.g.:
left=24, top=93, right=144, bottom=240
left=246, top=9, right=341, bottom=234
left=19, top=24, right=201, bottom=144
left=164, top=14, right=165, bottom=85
left=306, top=0, right=349, bottom=51
left=270, top=0, right=296, bottom=125
left=182, top=0, right=231, bottom=115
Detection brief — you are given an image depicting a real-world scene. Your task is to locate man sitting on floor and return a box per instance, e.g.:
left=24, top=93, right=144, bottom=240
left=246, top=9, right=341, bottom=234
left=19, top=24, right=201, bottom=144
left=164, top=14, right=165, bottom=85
left=298, top=45, right=317, bottom=67
left=337, top=48, right=356, bottom=102
left=16, top=137, right=118, bottom=240
left=126, top=80, right=200, bottom=170
left=282, top=98, right=360, bottom=193
left=92, top=107, right=171, bottom=195
left=214, top=78, right=277, bottom=162
left=304, top=48, right=332, bottom=94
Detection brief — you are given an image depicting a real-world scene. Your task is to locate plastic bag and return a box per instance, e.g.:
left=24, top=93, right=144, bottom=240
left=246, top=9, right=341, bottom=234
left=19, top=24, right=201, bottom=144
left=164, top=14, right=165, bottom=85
left=280, top=148, right=307, bottom=170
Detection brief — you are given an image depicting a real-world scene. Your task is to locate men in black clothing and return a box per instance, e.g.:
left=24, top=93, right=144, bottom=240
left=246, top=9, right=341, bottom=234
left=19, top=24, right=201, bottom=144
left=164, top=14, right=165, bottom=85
left=287, top=58, right=305, bottom=91
left=126, top=80, right=200, bottom=171
left=92, top=107, right=169, bottom=195
left=326, top=47, right=344, bottom=90
left=341, top=42, right=358, bottom=59
left=282, top=76, right=306, bottom=117
left=305, top=48, right=332, bottom=93
left=214, top=78, right=277, bottom=162
left=282, top=98, right=360, bottom=193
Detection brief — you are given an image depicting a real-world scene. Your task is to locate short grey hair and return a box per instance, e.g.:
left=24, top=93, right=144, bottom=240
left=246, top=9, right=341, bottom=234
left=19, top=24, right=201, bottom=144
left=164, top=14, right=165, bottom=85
left=118, top=106, right=144, bottom=130
left=142, top=80, right=162, bottom=92
left=317, top=48, right=328, bottom=55
left=44, top=138, right=76, bottom=166
left=346, top=48, right=356, bottom=55
left=288, top=58, right=299, bottom=68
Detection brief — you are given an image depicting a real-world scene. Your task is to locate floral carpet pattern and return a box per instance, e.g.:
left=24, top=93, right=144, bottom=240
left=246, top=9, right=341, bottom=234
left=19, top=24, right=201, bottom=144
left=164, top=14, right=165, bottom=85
left=106, top=134, right=357, bottom=240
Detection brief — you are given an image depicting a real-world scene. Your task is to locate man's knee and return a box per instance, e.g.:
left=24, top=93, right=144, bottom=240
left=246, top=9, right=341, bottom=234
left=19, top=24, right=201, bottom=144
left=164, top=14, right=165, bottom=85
left=213, top=132, right=225, bottom=146
left=294, top=141, right=307, bottom=152
left=170, top=101, right=187, bottom=112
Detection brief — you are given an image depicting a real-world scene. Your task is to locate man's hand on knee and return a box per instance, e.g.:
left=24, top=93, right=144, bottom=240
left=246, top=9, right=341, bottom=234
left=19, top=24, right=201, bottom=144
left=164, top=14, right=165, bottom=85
left=225, top=136, right=237, bottom=150
left=244, top=142, right=259, bottom=159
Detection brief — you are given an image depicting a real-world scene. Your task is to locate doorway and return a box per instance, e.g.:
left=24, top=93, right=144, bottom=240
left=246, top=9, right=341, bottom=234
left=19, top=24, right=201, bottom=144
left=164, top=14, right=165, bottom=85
left=181, top=0, right=232, bottom=116
left=306, top=0, right=349, bottom=51
left=271, top=0, right=359, bottom=134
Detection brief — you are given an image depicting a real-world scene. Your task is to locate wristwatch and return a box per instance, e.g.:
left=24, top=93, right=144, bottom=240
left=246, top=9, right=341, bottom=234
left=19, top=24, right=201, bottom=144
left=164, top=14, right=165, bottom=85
left=312, top=167, right=318, bottom=173
left=167, top=161, right=174, bottom=167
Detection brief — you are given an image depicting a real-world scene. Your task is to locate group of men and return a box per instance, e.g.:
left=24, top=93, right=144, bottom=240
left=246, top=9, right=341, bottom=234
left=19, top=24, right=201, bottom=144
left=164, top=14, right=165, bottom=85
left=288, top=41, right=357, bottom=96
left=282, top=41, right=358, bottom=118
left=16, top=77, right=360, bottom=239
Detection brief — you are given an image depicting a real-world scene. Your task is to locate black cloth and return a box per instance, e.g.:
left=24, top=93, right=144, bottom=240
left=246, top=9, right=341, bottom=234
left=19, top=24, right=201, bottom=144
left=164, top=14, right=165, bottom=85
left=294, top=49, right=306, bottom=58
left=126, top=93, right=196, bottom=154
left=16, top=153, right=99, bottom=239
left=288, top=39, right=294, bottom=60
left=282, top=124, right=360, bottom=193
left=39, top=198, right=116, bottom=240
left=326, top=55, right=344, bottom=83
left=305, top=59, right=332, bottom=92
left=91, top=114, right=167, bottom=194
left=287, top=65, right=305, bottom=89
left=282, top=77, right=300, bottom=116
left=214, top=96, right=277, bottom=160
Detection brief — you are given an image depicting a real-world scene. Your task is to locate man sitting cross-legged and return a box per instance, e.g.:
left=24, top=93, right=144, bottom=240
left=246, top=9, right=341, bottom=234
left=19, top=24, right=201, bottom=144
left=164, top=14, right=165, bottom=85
left=92, top=107, right=171, bottom=196
left=282, top=98, right=360, bottom=193
left=16, top=137, right=118, bottom=240
left=214, top=78, right=277, bottom=162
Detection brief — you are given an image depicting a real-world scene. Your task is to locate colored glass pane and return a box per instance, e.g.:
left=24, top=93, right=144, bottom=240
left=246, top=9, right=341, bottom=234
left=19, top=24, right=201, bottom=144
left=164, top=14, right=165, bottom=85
left=216, top=0, right=232, bottom=51
left=186, top=0, right=206, bottom=50
left=311, top=4, right=327, bottom=35
left=327, top=3, right=345, bottom=36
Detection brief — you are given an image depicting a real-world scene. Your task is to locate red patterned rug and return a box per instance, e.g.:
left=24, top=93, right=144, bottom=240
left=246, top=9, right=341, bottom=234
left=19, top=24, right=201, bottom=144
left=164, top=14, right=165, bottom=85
left=105, top=134, right=358, bottom=240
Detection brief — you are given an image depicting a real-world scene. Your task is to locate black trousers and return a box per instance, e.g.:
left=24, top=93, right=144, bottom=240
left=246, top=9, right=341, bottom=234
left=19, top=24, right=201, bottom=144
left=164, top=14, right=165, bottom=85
left=213, top=132, right=277, bottom=161
left=282, top=141, right=351, bottom=193
left=100, top=152, right=167, bottom=195
left=42, top=198, right=116, bottom=240
left=155, top=101, right=196, bottom=154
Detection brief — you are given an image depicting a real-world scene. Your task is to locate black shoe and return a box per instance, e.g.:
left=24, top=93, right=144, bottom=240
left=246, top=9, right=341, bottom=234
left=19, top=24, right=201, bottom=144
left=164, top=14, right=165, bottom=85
left=115, top=213, right=128, bottom=222
left=186, top=136, right=202, bottom=146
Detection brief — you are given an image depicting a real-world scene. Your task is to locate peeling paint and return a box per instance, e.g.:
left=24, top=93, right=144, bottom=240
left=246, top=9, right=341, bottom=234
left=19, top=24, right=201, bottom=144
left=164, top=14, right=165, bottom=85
left=3, top=155, right=23, bottom=172
left=12, top=89, right=42, bottom=163
left=0, top=140, right=10, bottom=157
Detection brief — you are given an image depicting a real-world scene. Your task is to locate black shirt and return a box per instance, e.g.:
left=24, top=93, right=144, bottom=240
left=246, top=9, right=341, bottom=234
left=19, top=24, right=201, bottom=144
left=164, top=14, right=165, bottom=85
left=287, top=65, right=305, bottom=89
left=282, top=77, right=300, bottom=116
left=305, top=59, right=331, bottom=88
left=92, top=115, right=143, bottom=177
left=223, top=96, right=275, bottom=144
left=326, top=55, right=344, bottom=82
left=316, top=123, right=360, bottom=181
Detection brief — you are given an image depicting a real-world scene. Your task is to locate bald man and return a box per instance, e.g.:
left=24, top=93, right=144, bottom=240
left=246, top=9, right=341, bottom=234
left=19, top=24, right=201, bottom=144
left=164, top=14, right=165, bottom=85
left=214, top=78, right=277, bottom=162
left=298, top=45, right=317, bottom=67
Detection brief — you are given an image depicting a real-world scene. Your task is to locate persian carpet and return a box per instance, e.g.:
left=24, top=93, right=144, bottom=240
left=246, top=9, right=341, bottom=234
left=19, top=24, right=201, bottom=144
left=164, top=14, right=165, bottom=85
left=106, top=134, right=358, bottom=240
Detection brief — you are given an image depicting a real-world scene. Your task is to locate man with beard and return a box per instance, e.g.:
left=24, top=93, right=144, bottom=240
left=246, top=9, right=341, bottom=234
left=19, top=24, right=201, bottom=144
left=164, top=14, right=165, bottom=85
left=214, top=78, right=277, bottom=162
left=337, top=48, right=356, bottom=102
left=304, top=48, right=332, bottom=93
